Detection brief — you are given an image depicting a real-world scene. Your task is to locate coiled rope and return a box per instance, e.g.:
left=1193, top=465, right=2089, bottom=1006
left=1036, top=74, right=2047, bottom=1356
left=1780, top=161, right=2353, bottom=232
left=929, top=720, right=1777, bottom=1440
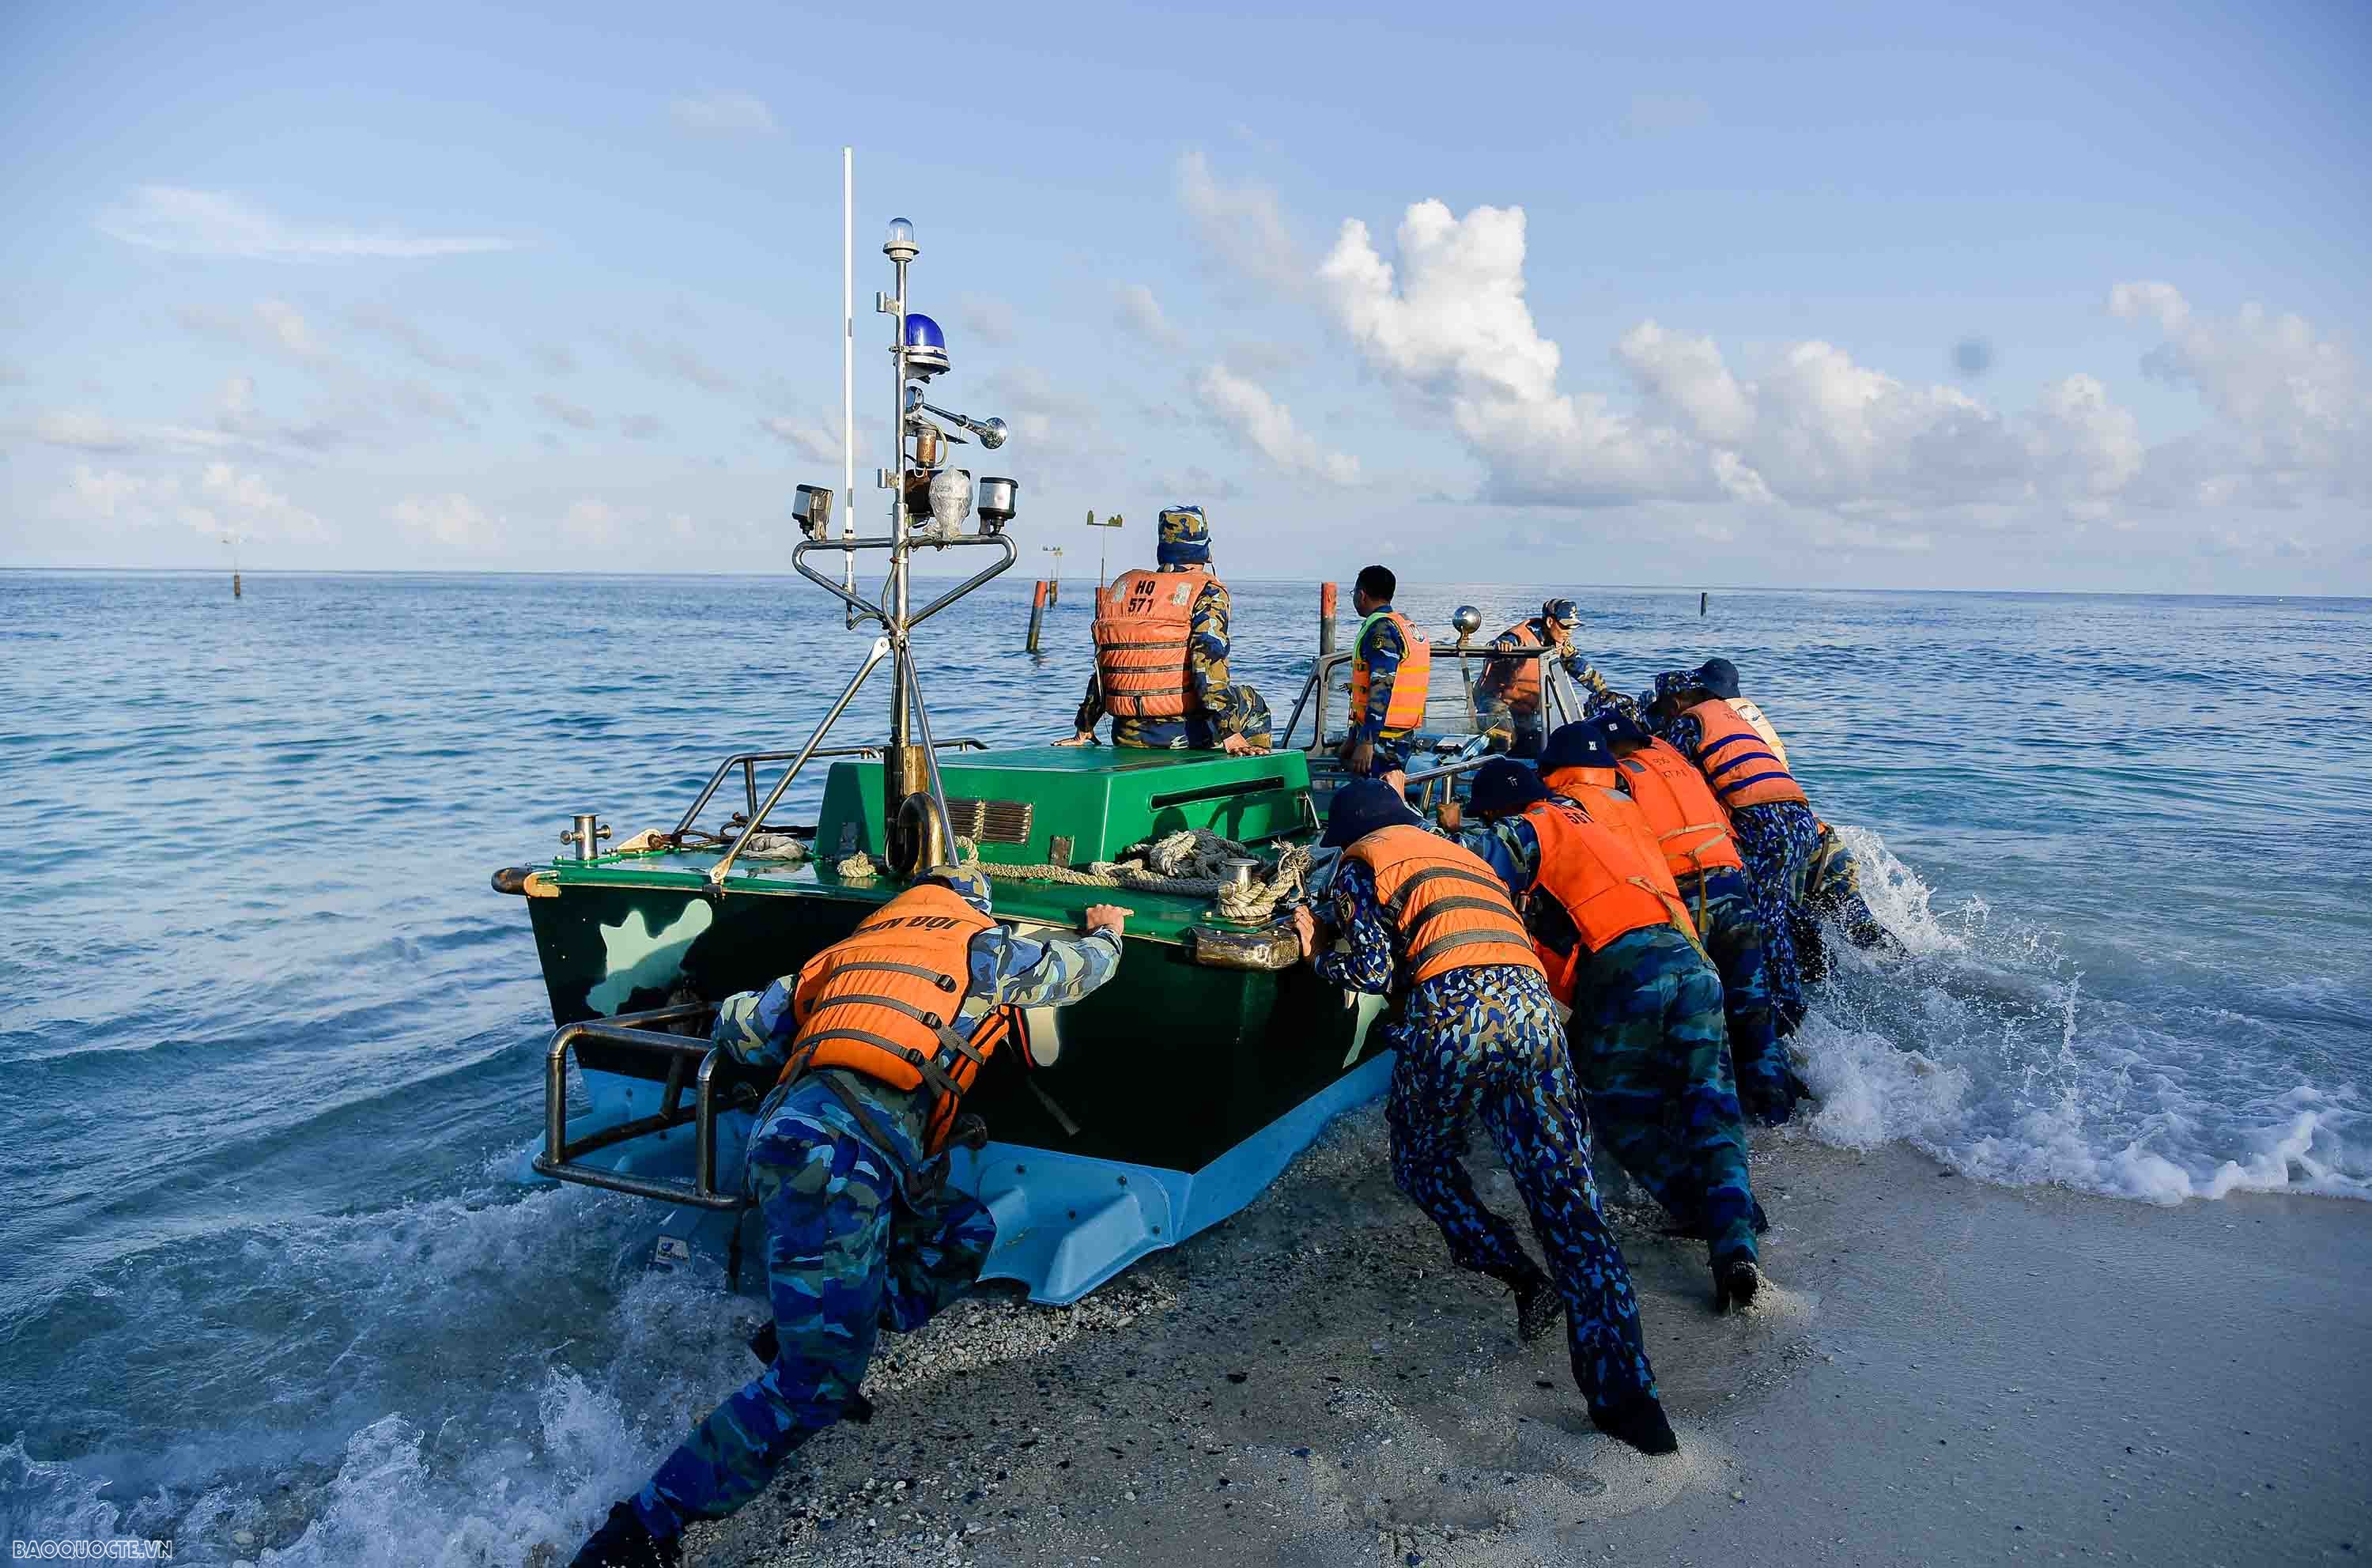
left=836, top=828, right=1310, bottom=924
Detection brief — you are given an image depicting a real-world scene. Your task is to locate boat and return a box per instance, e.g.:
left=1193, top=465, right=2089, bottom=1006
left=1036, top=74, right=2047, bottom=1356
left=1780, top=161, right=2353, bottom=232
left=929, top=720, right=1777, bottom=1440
left=495, top=213, right=1592, bottom=1305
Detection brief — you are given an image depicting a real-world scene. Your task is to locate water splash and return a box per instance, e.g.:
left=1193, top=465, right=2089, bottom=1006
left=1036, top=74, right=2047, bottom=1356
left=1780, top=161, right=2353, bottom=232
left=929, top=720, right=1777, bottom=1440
left=1792, top=827, right=2369, bottom=1204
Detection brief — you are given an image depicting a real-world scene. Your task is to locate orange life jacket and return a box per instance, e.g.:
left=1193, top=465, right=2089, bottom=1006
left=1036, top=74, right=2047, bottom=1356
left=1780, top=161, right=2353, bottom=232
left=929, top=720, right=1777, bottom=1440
left=1350, top=610, right=1431, bottom=735
left=1092, top=567, right=1215, bottom=720
left=1519, top=799, right=1695, bottom=1003
left=1615, top=739, right=1745, bottom=879
left=783, top=882, right=1012, bottom=1154
left=1345, top=824, right=1543, bottom=985
left=1486, top=619, right=1547, bottom=714
left=1539, top=765, right=1671, bottom=881
left=1728, top=697, right=1791, bottom=769
left=1682, top=698, right=1808, bottom=810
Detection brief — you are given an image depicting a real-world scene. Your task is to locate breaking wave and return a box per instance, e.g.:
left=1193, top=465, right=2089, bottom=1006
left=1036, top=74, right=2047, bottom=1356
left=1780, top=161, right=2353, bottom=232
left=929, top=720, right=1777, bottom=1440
left=2, top=1177, right=756, bottom=1566
left=1790, top=826, right=2370, bottom=1204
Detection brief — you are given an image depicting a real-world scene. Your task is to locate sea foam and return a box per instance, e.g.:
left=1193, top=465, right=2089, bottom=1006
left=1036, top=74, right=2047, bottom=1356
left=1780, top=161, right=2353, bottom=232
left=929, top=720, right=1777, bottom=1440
left=1791, top=827, right=2368, bottom=1205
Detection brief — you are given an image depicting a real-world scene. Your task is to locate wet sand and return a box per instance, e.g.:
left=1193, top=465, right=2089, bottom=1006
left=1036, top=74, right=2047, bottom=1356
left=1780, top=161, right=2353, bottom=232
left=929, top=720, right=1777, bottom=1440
left=682, top=1110, right=2372, bottom=1567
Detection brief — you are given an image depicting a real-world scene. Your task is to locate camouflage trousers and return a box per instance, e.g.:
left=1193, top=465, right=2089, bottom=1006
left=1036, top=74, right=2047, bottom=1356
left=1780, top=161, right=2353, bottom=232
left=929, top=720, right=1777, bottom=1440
left=1728, top=799, right=1823, bottom=1033
left=1683, top=865, right=1797, bottom=1124
left=1565, top=926, right=1760, bottom=1267
left=630, top=1071, right=995, bottom=1540
left=1800, top=822, right=1890, bottom=980
left=1112, top=682, right=1274, bottom=750
left=1384, top=965, right=1659, bottom=1415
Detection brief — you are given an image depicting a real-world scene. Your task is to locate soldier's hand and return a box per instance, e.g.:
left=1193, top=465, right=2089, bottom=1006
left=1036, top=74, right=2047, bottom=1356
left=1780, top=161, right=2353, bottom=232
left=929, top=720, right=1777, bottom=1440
left=1436, top=798, right=1463, bottom=831
left=1347, top=739, right=1375, bottom=777
left=1218, top=731, right=1252, bottom=755
left=1053, top=731, right=1095, bottom=748
left=1290, top=905, right=1322, bottom=962
left=1082, top=903, right=1129, bottom=936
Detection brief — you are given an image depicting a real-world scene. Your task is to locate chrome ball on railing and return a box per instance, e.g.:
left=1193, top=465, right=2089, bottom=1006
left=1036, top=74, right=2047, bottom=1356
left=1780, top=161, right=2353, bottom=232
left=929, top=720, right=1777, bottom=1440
left=1451, top=604, right=1482, bottom=637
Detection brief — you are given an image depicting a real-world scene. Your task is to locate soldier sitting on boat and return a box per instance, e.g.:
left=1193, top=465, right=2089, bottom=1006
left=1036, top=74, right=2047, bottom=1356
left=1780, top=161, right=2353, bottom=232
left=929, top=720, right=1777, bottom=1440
left=568, top=867, right=1130, bottom=1568
left=1474, top=597, right=1615, bottom=758
left=1060, top=504, right=1271, bottom=752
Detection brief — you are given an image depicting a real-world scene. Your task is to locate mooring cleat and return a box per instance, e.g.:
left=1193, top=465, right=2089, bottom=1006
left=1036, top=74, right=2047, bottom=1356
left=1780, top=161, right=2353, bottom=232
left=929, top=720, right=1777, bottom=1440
left=1515, top=1275, right=1565, bottom=1343
left=1715, top=1257, right=1762, bottom=1313
left=1590, top=1393, right=1679, bottom=1456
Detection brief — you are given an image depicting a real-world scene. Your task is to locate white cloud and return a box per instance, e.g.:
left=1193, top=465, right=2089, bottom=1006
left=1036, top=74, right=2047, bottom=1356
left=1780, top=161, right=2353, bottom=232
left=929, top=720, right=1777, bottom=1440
left=621, top=413, right=667, bottom=440
left=2110, top=281, right=2367, bottom=506
left=1193, top=365, right=1360, bottom=485
left=563, top=497, right=621, bottom=546
left=183, top=462, right=323, bottom=539
left=98, top=187, right=514, bottom=260
left=1306, top=192, right=2164, bottom=521
left=346, top=301, right=490, bottom=372
left=607, top=329, right=737, bottom=393
left=757, top=413, right=844, bottom=463
left=670, top=89, right=777, bottom=134
left=955, top=292, right=1019, bottom=346
left=1114, top=283, right=1187, bottom=352
left=389, top=492, right=496, bottom=550
left=57, top=461, right=321, bottom=540
left=1177, top=152, right=1308, bottom=291
left=534, top=391, right=601, bottom=430
left=30, top=408, right=243, bottom=456
left=175, top=299, right=334, bottom=365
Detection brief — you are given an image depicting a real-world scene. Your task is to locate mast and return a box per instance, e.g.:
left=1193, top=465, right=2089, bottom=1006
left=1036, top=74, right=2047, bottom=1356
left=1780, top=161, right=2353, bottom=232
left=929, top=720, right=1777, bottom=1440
left=841, top=148, right=856, bottom=628
left=881, top=217, right=920, bottom=846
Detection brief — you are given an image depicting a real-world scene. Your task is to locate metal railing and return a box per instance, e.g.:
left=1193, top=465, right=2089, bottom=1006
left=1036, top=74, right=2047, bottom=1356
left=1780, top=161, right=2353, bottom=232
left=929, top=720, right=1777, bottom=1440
left=531, top=1001, right=754, bottom=1211
left=1279, top=643, right=1584, bottom=757
left=669, top=739, right=989, bottom=846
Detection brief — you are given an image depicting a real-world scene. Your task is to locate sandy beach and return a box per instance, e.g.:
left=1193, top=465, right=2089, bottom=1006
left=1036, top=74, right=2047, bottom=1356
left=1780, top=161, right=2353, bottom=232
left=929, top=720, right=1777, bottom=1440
left=676, top=1108, right=2372, bottom=1568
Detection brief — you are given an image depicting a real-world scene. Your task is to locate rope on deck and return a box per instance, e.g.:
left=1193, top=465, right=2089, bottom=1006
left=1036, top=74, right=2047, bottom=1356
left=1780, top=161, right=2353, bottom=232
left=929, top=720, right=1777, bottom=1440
left=834, top=829, right=1310, bottom=923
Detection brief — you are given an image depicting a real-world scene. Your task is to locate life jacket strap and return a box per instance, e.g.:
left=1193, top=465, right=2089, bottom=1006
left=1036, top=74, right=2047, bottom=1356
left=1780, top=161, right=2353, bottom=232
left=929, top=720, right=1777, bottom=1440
left=829, top=958, right=961, bottom=993
left=809, top=992, right=950, bottom=1030
left=1407, top=925, right=1532, bottom=972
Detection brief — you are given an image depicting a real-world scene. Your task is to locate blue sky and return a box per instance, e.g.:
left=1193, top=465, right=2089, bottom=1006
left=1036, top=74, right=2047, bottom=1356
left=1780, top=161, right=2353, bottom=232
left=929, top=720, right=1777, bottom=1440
left=2, top=0, right=2363, bottom=591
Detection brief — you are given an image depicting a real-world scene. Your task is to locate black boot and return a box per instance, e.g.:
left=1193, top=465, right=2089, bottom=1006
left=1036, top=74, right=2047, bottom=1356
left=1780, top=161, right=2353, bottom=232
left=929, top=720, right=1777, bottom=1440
left=1714, top=1256, right=1761, bottom=1313
left=1590, top=1393, right=1679, bottom=1456
left=1514, top=1274, right=1565, bottom=1343
left=568, top=1502, right=681, bottom=1568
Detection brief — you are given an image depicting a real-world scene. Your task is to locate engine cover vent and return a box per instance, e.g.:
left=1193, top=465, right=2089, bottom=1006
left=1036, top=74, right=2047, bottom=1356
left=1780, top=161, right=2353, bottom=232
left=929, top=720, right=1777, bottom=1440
left=945, top=796, right=1033, bottom=846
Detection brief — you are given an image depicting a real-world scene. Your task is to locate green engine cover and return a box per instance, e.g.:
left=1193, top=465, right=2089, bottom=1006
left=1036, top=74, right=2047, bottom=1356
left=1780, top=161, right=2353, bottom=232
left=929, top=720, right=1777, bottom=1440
left=815, top=745, right=1315, bottom=866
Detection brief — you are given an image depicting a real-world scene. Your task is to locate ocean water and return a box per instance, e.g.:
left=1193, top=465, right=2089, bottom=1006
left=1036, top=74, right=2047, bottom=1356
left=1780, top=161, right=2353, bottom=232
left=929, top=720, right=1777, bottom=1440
left=2, top=569, right=2367, bottom=1562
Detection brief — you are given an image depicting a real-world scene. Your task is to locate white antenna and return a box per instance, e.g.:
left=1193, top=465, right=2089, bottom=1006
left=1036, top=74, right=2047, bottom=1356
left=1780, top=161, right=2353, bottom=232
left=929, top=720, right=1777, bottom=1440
left=840, top=145, right=856, bottom=627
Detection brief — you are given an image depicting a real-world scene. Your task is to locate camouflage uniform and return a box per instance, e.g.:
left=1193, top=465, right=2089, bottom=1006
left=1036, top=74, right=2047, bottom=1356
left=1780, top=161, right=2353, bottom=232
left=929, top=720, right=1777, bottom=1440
left=1649, top=694, right=1822, bottom=1033
left=1475, top=618, right=1614, bottom=758
left=1073, top=572, right=1270, bottom=750
left=1686, top=865, right=1798, bottom=1124
left=1347, top=608, right=1419, bottom=774
left=1075, top=508, right=1270, bottom=751
left=1446, top=810, right=1762, bottom=1267
left=1316, top=857, right=1660, bottom=1416
left=625, top=923, right=1123, bottom=1542
left=1801, top=821, right=1890, bottom=978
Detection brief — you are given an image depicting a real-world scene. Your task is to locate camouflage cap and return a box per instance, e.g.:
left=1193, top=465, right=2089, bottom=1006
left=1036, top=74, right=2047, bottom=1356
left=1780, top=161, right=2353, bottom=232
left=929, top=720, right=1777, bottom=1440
left=920, top=863, right=995, bottom=916
left=1156, top=504, right=1211, bottom=565
left=1542, top=597, right=1579, bottom=625
left=1653, top=669, right=1709, bottom=704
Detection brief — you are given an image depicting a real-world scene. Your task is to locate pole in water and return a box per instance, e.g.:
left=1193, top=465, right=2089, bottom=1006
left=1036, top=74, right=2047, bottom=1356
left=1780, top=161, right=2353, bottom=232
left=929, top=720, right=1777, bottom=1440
left=1319, top=581, right=1337, bottom=656
left=1042, top=545, right=1062, bottom=606
left=1700, top=591, right=1708, bottom=617
left=232, top=572, right=241, bottom=599
left=1026, top=578, right=1047, bottom=653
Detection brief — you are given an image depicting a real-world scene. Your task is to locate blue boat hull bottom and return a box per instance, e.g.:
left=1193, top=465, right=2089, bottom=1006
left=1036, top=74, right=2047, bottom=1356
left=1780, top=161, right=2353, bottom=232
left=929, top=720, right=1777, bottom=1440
left=517, top=1052, right=1396, bottom=1305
